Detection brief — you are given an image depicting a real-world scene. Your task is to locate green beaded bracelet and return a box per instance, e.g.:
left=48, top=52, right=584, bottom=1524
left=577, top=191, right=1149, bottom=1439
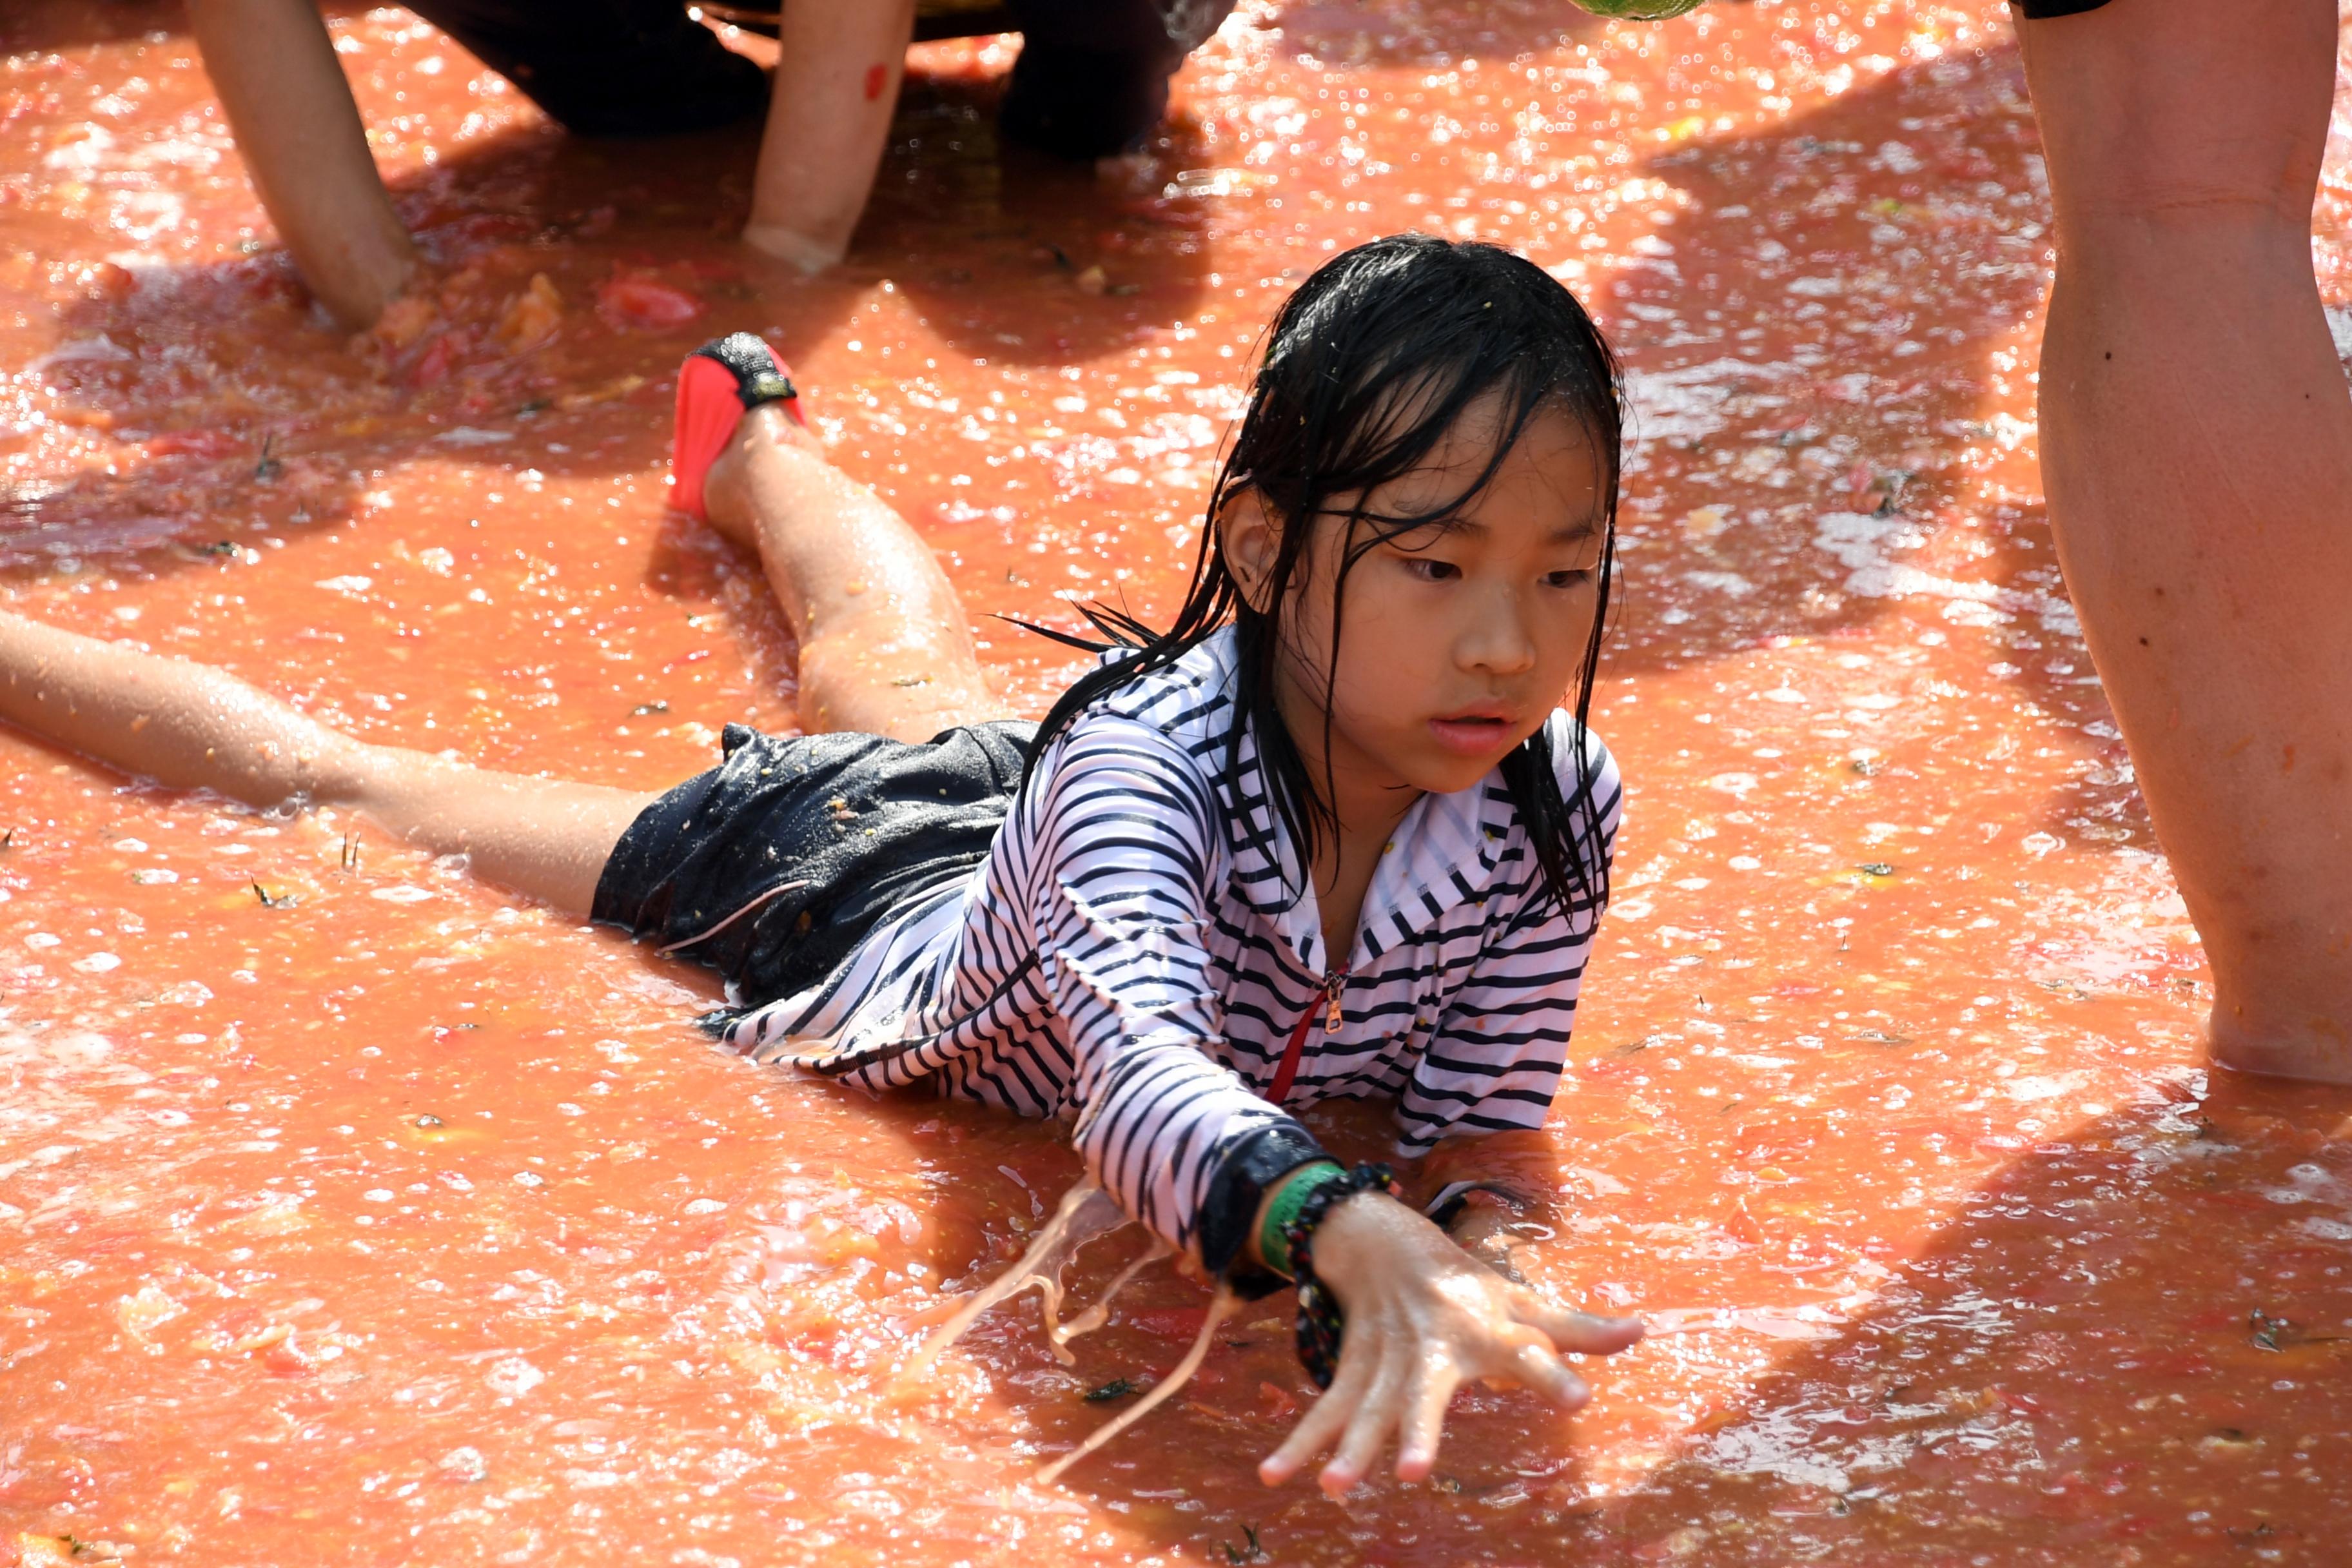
left=1573, top=0, right=1705, bottom=16
left=1258, top=1161, right=1346, bottom=1279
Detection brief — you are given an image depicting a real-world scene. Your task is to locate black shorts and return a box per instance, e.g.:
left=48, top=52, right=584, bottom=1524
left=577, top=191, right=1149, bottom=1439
left=2015, top=0, right=2112, bottom=16
left=998, top=0, right=1239, bottom=157
left=593, top=720, right=1035, bottom=1011
left=400, top=0, right=1236, bottom=150
left=404, top=0, right=769, bottom=135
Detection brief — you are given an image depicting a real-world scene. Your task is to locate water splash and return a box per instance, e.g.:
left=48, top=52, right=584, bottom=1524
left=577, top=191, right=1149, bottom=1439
left=894, top=1179, right=1250, bottom=1487
left=1035, top=1282, right=1237, bottom=1489
left=896, top=1181, right=1138, bottom=1384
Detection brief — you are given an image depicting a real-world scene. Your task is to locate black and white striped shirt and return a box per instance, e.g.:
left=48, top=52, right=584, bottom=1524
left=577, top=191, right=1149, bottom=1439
left=724, top=628, right=1620, bottom=1277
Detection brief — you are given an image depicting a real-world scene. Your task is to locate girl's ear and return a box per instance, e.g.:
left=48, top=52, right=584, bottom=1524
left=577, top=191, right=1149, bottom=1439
left=1219, top=487, right=1281, bottom=614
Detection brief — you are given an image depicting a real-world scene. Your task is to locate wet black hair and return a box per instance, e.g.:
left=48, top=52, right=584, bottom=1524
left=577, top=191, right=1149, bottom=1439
left=1022, top=232, right=1623, bottom=918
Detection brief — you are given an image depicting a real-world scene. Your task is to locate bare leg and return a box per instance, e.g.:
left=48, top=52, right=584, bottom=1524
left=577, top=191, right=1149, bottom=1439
left=188, top=0, right=416, bottom=329
left=0, top=381, right=1003, bottom=906
left=699, top=402, right=1011, bottom=741
left=2021, top=0, right=2352, bottom=1079
left=741, top=0, right=917, bottom=271
left=0, top=612, right=648, bottom=915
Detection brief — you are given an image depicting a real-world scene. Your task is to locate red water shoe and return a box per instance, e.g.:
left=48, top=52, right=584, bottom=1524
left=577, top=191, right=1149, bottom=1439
left=668, top=331, right=807, bottom=520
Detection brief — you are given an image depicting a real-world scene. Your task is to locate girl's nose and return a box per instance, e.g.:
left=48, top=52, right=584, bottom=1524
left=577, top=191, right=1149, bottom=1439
left=1457, top=587, right=1538, bottom=676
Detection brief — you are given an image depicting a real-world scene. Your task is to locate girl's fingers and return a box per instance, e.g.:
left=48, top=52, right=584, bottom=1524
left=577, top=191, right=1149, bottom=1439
left=1320, top=1346, right=1411, bottom=1496
left=1511, top=1295, right=1645, bottom=1356
left=1393, top=1353, right=1462, bottom=1483
left=1505, top=1340, right=1592, bottom=1410
left=1259, top=1346, right=1375, bottom=1486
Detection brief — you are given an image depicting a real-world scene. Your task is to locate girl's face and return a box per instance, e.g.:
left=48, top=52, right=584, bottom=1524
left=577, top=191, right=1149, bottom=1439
left=1228, top=397, right=1610, bottom=814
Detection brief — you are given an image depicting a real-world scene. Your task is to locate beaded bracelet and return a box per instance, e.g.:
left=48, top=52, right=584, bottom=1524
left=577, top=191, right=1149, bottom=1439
left=1280, top=1162, right=1402, bottom=1389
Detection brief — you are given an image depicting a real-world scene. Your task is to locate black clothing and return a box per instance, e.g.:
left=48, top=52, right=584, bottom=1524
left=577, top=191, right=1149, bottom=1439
left=592, top=721, right=1035, bottom=1012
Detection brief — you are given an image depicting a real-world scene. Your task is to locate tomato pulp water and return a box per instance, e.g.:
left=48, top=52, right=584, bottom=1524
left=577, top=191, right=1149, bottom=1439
left=6, top=2, right=2352, bottom=1563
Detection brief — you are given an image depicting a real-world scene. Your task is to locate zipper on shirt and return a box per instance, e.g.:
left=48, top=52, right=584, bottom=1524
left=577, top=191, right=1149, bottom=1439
left=1266, top=964, right=1347, bottom=1105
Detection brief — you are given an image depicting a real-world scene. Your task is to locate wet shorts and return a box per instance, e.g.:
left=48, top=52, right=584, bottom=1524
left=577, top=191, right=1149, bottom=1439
left=593, top=720, right=1035, bottom=1010
left=2014, top=0, right=2112, bottom=16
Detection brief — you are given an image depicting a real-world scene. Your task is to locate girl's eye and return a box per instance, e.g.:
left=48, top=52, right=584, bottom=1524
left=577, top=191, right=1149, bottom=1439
left=1405, top=557, right=1462, bottom=582
left=1544, top=567, right=1597, bottom=589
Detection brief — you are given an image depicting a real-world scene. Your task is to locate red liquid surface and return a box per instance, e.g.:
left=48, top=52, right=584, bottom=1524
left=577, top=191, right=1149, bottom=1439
left=6, top=3, right=2352, bottom=1563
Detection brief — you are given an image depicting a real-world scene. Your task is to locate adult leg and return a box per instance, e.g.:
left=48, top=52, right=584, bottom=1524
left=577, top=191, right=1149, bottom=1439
left=698, top=401, right=1012, bottom=741
left=2020, top=0, right=2352, bottom=1078
left=0, top=612, right=649, bottom=915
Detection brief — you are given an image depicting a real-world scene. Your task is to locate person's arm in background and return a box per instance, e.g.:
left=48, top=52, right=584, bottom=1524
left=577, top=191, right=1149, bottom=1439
left=188, top=0, right=417, bottom=329
left=742, top=0, right=917, bottom=273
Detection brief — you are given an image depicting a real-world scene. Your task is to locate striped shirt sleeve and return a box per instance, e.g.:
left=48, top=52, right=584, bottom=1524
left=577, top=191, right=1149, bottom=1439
left=1026, top=714, right=1322, bottom=1270
left=1398, top=729, right=1622, bottom=1153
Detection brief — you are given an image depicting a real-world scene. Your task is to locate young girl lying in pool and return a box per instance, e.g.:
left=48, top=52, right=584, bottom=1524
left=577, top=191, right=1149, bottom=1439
left=0, top=233, right=1642, bottom=1493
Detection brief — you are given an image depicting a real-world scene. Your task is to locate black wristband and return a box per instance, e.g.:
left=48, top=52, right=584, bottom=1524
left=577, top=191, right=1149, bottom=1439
left=1197, top=1122, right=1331, bottom=1297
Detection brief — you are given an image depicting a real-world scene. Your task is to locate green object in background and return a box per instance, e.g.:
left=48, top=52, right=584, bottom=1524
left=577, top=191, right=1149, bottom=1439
left=1573, top=0, right=1707, bottom=17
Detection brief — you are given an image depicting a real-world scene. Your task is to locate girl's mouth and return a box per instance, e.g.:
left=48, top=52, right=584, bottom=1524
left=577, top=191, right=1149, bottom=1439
left=1427, top=712, right=1517, bottom=756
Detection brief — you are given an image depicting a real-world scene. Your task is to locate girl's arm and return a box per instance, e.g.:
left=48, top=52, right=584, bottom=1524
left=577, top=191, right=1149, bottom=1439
left=188, top=0, right=416, bottom=328
left=741, top=0, right=918, bottom=272
left=1257, top=728, right=1634, bottom=1491
left=1029, top=719, right=1327, bottom=1271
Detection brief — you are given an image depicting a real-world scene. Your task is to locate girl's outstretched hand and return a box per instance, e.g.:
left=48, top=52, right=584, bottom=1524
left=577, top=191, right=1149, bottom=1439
left=1255, top=1192, right=1643, bottom=1495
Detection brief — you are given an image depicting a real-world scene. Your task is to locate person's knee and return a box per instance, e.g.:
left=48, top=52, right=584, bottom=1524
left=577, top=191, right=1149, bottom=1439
left=2053, top=141, right=2320, bottom=236
left=2024, top=0, right=2331, bottom=234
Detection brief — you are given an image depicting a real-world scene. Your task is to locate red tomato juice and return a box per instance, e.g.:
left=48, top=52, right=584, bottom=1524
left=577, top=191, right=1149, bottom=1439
left=5, top=3, right=2352, bottom=1563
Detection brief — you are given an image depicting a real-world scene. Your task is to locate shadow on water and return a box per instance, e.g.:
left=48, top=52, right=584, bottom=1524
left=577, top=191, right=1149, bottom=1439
left=1589, top=1071, right=2352, bottom=1565
left=858, top=71, right=1225, bottom=369
left=1594, top=41, right=2053, bottom=672
left=1583, top=40, right=2166, bottom=854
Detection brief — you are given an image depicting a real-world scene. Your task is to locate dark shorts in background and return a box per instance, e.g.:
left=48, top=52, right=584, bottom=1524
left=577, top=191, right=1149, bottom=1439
left=593, top=721, right=1035, bottom=1012
left=997, top=0, right=1238, bottom=157
left=2014, top=0, right=2113, bottom=17
left=403, top=0, right=770, bottom=135
left=402, top=0, right=1237, bottom=153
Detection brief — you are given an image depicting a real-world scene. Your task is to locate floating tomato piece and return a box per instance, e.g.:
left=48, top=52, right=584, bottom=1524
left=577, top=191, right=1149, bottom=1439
left=260, top=1335, right=316, bottom=1378
left=73, top=260, right=136, bottom=302
left=371, top=293, right=440, bottom=352
left=408, top=333, right=455, bottom=387
left=597, top=275, right=703, bottom=331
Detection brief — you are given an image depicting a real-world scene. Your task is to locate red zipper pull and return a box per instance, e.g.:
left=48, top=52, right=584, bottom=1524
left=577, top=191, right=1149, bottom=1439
left=1266, top=966, right=1346, bottom=1105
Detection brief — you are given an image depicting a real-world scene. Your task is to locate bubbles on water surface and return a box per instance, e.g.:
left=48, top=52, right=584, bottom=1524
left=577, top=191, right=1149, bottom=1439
left=485, top=1357, right=544, bottom=1398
